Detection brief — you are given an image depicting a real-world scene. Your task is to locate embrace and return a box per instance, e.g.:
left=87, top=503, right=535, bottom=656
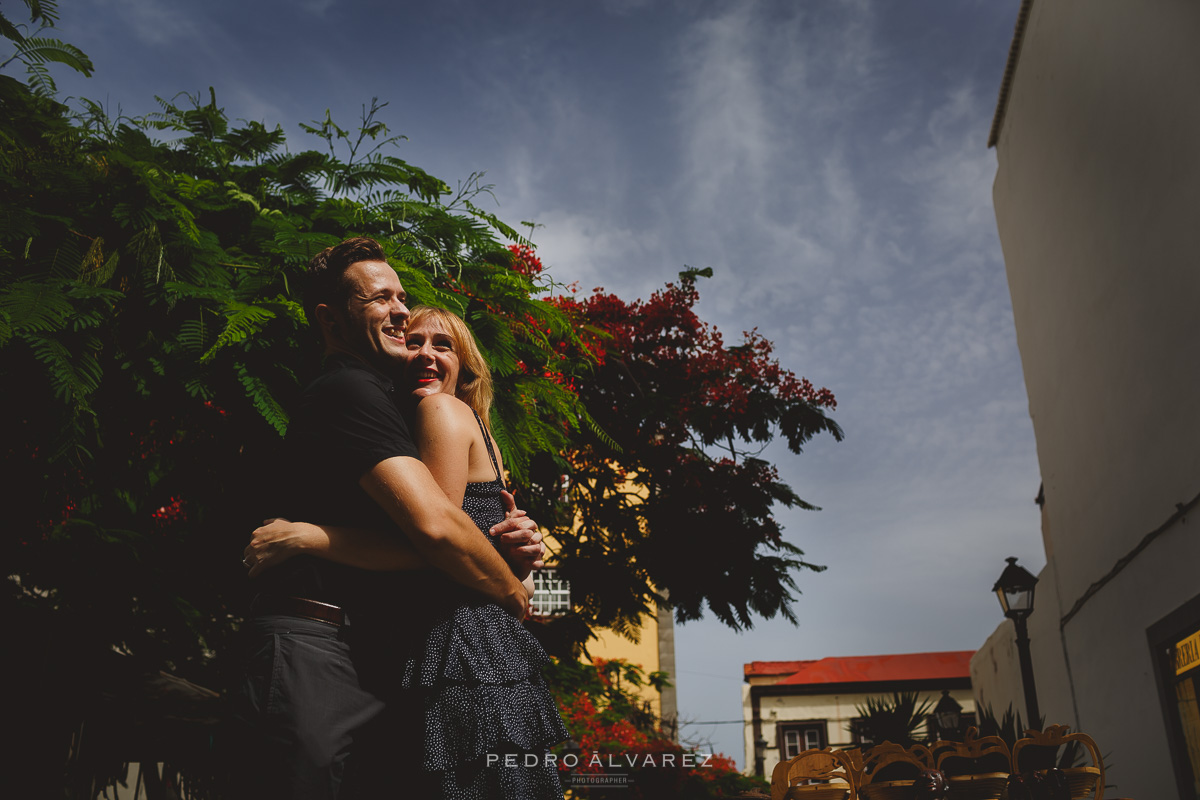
left=236, top=237, right=568, bottom=799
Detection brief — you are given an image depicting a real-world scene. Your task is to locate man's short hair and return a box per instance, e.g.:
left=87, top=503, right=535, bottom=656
left=303, top=236, right=389, bottom=327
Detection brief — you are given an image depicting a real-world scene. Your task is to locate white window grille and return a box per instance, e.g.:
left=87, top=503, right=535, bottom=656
left=779, top=721, right=827, bottom=757
left=530, top=568, right=571, bottom=616
left=784, top=729, right=802, bottom=759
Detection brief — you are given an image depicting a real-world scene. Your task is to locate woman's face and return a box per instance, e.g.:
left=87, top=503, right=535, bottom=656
left=403, top=317, right=462, bottom=399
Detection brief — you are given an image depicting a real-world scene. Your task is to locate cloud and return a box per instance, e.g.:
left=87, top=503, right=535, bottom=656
left=516, top=208, right=671, bottom=301
left=301, top=0, right=337, bottom=13
left=902, top=83, right=1001, bottom=258
left=659, top=2, right=891, bottom=328
left=94, top=0, right=204, bottom=46
left=597, top=0, right=654, bottom=15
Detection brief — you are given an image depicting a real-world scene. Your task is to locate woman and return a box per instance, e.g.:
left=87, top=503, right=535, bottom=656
left=247, top=305, right=568, bottom=799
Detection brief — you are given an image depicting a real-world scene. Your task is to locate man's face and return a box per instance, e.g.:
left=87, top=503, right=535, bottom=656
left=326, top=260, right=409, bottom=371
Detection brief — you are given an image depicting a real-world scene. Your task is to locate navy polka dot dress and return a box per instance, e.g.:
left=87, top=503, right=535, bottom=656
left=400, top=413, right=568, bottom=798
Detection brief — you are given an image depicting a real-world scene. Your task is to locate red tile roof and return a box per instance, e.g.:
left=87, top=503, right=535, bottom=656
left=744, top=660, right=818, bottom=677
left=746, top=651, right=974, bottom=685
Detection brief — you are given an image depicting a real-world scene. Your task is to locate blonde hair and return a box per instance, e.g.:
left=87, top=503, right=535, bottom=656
left=408, top=305, right=495, bottom=431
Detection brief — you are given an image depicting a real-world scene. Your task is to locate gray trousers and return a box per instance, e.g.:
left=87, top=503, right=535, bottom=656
left=235, top=614, right=422, bottom=799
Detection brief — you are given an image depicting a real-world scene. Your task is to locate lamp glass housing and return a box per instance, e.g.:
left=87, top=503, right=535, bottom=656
left=993, top=557, right=1038, bottom=619
left=933, top=690, right=962, bottom=735
left=996, top=586, right=1035, bottom=618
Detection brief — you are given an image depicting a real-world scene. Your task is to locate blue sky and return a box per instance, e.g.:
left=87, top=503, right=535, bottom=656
left=38, top=0, right=1043, bottom=767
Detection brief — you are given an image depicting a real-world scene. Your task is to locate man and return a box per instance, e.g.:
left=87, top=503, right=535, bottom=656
left=237, top=237, right=540, bottom=799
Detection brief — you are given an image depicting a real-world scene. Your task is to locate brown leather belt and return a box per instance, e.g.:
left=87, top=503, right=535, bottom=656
left=251, top=595, right=346, bottom=626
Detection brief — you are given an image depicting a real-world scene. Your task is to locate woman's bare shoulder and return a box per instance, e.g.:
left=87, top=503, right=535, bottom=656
left=414, top=393, right=476, bottom=427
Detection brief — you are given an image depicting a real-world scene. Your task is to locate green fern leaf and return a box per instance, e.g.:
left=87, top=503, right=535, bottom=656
left=236, top=363, right=288, bottom=436
left=201, top=302, right=275, bottom=363
left=27, top=333, right=103, bottom=406
left=177, top=317, right=210, bottom=354
left=0, top=280, right=73, bottom=336
left=15, top=36, right=93, bottom=75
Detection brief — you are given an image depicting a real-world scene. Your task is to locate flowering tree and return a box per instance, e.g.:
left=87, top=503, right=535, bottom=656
left=546, top=658, right=766, bottom=798
left=516, top=267, right=843, bottom=649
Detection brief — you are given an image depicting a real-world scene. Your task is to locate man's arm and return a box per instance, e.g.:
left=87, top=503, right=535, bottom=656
left=360, top=456, right=529, bottom=618
left=244, top=518, right=430, bottom=577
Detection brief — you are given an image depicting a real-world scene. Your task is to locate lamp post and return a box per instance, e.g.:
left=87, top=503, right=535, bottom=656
left=993, top=556, right=1040, bottom=728
left=754, top=735, right=768, bottom=778
left=933, top=690, right=963, bottom=741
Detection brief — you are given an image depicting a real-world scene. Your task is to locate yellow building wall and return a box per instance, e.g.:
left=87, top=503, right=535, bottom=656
left=540, top=478, right=670, bottom=721
left=587, top=614, right=662, bottom=718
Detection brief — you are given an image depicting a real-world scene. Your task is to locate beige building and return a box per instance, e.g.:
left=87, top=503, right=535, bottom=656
left=975, top=1, right=1200, bottom=797
left=743, top=651, right=975, bottom=778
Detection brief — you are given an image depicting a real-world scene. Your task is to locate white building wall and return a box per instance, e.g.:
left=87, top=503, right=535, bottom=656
left=1060, top=524, right=1198, bottom=791
left=993, top=0, right=1200, bottom=608
left=742, top=683, right=754, bottom=774
left=744, top=686, right=975, bottom=778
left=982, top=0, right=1200, bottom=796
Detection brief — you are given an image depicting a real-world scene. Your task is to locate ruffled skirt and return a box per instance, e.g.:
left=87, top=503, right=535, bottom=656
left=401, top=596, right=568, bottom=799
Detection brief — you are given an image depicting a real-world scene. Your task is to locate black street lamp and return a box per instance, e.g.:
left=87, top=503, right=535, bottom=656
left=754, top=735, right=768, bottom=777
left=933, top=690, right=963, bottom=740
left=993, top=556, right=1041, bottom=729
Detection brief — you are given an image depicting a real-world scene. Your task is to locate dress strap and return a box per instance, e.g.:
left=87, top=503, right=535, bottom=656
left=472, top=410, right=504, bottom=486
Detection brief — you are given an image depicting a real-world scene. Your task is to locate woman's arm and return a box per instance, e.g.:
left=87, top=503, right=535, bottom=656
left=244, top=518, right=430, bottom=577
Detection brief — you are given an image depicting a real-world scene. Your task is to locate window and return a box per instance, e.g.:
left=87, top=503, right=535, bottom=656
left=777, top=721, right=827, bottom=759
left=529, top=568, right=571, bottom=616
left=1150, top=594, right=1200, bottom=800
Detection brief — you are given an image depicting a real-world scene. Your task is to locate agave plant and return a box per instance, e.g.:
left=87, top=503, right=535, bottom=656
left=850, top=691, right=936, bottom=747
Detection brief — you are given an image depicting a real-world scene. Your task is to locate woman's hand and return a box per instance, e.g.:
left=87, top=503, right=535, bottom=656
left=490, top=491, right=546, bottom=581
left=243, top=518, right=322, bottom=578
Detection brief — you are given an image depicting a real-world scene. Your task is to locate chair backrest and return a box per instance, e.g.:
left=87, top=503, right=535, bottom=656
left=1012, top=725, right=1104, bottom=800
left=861, top=742, right=935, bottom=786
left=932, top=727, right=1012, bottom=775
left=770, top=747, right=860, bottom=800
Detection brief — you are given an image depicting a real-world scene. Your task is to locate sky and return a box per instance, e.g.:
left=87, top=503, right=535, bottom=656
left=36, top=0, right=1044, bottom=769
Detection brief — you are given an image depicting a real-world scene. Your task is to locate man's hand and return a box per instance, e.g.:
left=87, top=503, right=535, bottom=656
left=489, top=490, right=546, bottom=580
left=244, top=518, right=319, bottom=578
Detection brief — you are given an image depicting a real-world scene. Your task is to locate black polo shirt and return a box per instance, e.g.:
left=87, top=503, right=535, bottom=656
left=258, top=353, right=421, bottom=612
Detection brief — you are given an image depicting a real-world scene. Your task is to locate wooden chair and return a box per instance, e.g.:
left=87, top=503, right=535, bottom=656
left=931, top=727, right=1011, bottom=800
left=859, top=742, right=935, bottom=800
left=1012, top=725, right=1104, bottom=800
left=770, top=747, right=860, bottom=800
